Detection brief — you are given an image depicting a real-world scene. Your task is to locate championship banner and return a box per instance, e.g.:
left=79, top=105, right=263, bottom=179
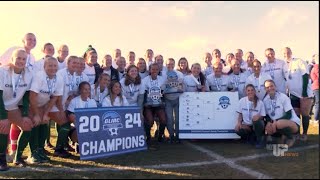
left=179, top=92, right=240, bottom=139
left=75, top=106, right=147, bottom=160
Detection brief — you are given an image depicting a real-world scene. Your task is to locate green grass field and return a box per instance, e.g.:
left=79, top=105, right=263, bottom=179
left=0, top=122, right=318, bottom=179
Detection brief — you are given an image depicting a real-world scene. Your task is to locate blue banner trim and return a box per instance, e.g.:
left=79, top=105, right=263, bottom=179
left=180, top=129, right=236, bottom=133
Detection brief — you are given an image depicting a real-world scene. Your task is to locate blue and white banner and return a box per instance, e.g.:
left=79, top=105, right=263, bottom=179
left=179, top=92, right=240, bottom=139
left=75, top=106, right=147, bottom=160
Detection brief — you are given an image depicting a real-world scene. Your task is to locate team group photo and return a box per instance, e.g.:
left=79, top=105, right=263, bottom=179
left=0, top=1, right=318, bottom=179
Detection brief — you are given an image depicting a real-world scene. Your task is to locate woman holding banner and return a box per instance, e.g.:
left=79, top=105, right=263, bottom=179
left=102, top=81, right=129, bottom=107
left=235, top=84, right=266, bottom=148
left=67, top=81, right=97, bottom=151
left=91, top=73, right=110, bottom=107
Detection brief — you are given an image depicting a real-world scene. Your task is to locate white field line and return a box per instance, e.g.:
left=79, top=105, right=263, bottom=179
left=3, top=144, right=318, bottom=176
left=233, top=144, right=319, bottom=162
left=184, top=141, right=273, bottom=179
left=183, top=142, right=318, bottom=179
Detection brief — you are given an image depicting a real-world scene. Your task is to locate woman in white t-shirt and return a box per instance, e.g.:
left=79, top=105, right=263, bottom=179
left=228, top=59, right=249, bottom=99
left=283, top=47, right=313, bottom=141
left=261, top=48, right=288, bottom=94
left=67, top=81, right=97, bottom=147
left=0, top=49, right=33, bottom=171
left=263, top=79, right=300, bottom=148
left=91, top=73, right=110, bottom=107
left=48, top=56, right=79, bottom=158
left=137, top=58, right=149, bottom=79
left=177, top=57, right=191, bottom=77
left=102, top=81, right=129, bottom=107
left=83, top=45, right=99, bottom=85
left=141, top=63, right=167, bottom=145
left=163, top=58, right=184, bottom=143
left=74, top=57, right=89, bottom=89
left=245, top=59, right=272, bottom=100
left=120, top=65, right=145, bottom=107
left=235, top=84, right=266, bottom=148
left=207, top=62, right=229, bottom=92
left=24, top=57, right=64, bottom=164
left=183, top=63, right=209, bottom=92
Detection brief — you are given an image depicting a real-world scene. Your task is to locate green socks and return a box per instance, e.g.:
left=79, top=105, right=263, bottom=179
left=278, top=127, right=293, bottom=139
left=253, top=120, right=265, bottom=142
left=15, top=131, right=31, bottom=160
left=302, top=115, right=310, bottom=134
left=56, top=123, right=71, bottom=149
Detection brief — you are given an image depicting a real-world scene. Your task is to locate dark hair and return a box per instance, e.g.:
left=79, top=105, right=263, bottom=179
left=264, top=79, right=276, bottom=87
left=83, top=45, right=97, bottom=59
left=265, top=48, right=274, bottom=53
left=245, top=84, right=258, bottom=108
left=252, top=59, right=261, bottom=66
left=177, top=57, right=191, bottom=74
left=124, top=65, right=141, bottom=86
left=94, top=73, right=111, bottom=92
left=43, top=42, right=53, bottom=51
left=109, top=80, right=123, bottom=106
left=262, top=79, right=277, bottom=100
left=191, top=63, right=206, bottom=86
left=78, top=81, right=91, bottom=95
left=148, top=63, right=160, bottom=75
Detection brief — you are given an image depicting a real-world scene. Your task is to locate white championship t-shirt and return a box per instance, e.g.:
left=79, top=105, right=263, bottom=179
left=263, top=92, right=300, bottom=125
left=102, top=95, right=129, bottom=107
left=120, top=78, right=144, bottom=106
left=67, top=96, right=97, bottom=112
left=0, top=66, right=33, bottom=111
left=245, top=72, right=272, bottom=100
left=30, top=70, right=64, bottom=107
left=237, top=96, right=266, bottom=125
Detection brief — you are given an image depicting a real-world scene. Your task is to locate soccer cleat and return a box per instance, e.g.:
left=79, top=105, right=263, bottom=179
left=6, top=150, right=16, bottom=163
left=54, top=148, right=71, bottom=158
left=13, top=157, right=27, bottom=167
left=38, top=148, right=50, bottom=162
left=45, top=142, right=55, bottom=150
left=27, top=152, right=42, bottom=164
left=0, top=154, right=9, bottom=171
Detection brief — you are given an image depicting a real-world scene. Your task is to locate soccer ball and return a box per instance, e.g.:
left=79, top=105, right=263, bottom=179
left=109, top=128, right=118, bottom=136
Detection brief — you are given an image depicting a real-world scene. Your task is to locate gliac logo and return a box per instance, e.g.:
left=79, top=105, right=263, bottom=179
left=219, top=96, right=230, bottom=109
left=102, top=111, right=123, bottom=137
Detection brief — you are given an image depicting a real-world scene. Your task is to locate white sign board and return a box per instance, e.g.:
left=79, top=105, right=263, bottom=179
left=179, top=92, right=240, bottom=139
